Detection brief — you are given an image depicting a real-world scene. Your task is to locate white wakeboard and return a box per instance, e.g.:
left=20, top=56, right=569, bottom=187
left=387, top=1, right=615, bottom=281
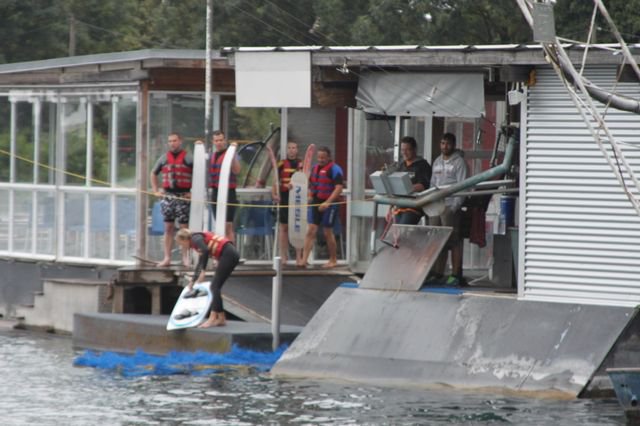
left=215, top=143, right=237, bottom=236
left=288, top=171, right=308, bottom=249
left=166, top=282, right=213, bottom=330
left=188, top=143, right=207, bottom=232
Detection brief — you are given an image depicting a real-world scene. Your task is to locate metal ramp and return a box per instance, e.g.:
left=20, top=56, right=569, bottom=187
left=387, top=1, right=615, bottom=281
left=360, top=225, right=451, bottom=291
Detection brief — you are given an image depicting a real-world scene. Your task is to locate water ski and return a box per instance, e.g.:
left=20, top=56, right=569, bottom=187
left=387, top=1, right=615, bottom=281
left=189, top=142, right=207, bottom=232
left=215, top=143, right=237, bottom=236
left=288, top=171, right=308, bottom=249
left=167, top=282, right=213, bottom=330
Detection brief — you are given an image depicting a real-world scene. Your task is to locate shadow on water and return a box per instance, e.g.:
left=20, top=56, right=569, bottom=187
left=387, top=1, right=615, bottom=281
left=0, top=330, right=629, bottom=425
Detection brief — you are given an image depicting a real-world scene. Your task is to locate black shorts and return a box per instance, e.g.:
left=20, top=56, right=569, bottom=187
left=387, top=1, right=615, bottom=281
left=210, top=188, right=237, bottom=223
left=277, top=191, right=290, bottom=224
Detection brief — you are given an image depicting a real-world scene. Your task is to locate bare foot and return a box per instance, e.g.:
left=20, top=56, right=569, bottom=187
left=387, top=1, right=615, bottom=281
left=296, top=262, right=308, bottom=269
left=322, top=261, right=337, bottom=269
left=157, top=259, right=171, bottom=267
left=198, top=313, right=226, bottom=328
left=182, top=258, right=191, bottom=267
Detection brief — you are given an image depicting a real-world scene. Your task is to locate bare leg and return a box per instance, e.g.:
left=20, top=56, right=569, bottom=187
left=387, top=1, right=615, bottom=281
left=158, top=222, right=175, bottom=266
left=279, top=223, right=289, bottom=263
left=322, top=227, right=337, bottom=268
left=300, top=223, right=318, bottom=267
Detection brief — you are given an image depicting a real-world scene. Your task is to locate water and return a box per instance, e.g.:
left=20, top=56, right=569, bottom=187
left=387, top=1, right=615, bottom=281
left=0, top=329, right=627, bottom=425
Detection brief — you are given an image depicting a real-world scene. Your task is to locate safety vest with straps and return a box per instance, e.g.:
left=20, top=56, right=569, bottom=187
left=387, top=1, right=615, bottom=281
left=161, top=149, right=192, bottom=190
left=191, top=232, right=231, bottom=259
left=278, top=158, right=301, bottom=192
left=209, top=149, right=237, bottom=189
left=310, top=162, right=336, bottom=201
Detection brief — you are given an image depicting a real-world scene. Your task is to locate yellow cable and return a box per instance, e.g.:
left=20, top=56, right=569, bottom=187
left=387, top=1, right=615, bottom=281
left=0, top=148, right=357, bottom=209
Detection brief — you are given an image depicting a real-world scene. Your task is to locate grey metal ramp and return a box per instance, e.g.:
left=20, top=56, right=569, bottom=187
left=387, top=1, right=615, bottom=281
left=360, top=225, right=451, bottom=291
left=273, top=287, right=634, bottom=395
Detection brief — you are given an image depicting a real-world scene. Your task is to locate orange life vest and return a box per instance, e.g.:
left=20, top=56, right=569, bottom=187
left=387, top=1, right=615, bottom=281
left=161, top=149, right=192, bottom=190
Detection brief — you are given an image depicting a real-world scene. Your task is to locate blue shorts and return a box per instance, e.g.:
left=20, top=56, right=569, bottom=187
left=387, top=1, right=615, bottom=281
left=308, top=199, right=338, bottom=228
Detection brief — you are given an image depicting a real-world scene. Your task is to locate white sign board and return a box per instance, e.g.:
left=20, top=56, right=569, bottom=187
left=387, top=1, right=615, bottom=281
left=235, top=51, right=311, bottom=108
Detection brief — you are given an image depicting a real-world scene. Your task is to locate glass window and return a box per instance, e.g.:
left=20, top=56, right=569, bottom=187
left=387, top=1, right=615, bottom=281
left=116, top=195, right=136, bottom=260
left=0, top=189, right=7, bottom=251
left=15, top=101, right=34, bottom=183
left=92, top=102, right=112, bottom=186
left=37, top=101, right=56, bottom=185
left=363, top=115, right=395, bottom=190
left=64, top=193, right=85, bottom=257
left=13, top=190, right=32, bottom=253
left=149, top=93, right=205, bottom=172
left=0, top=97, right=9, bottom=183
left=88, top=194, right=111, bottom=259
left=35, top=191, right=55, bottom=255
left=116, top=97, right=137, bottom=186
left=63, top=100, right=88, bottom=185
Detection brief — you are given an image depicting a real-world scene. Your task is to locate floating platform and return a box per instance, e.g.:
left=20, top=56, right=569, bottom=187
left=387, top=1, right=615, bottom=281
left=272, top=286, right=635, bottom=396
left=73, top=313, right=302, bottom=355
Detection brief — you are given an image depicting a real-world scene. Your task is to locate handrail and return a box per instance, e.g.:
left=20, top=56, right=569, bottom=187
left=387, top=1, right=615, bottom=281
left=372, top=131, right=519, bottom=209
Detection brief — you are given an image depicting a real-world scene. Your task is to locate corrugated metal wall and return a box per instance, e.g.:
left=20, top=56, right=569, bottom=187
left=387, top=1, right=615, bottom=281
left=522, top=66, right=640, bottom=306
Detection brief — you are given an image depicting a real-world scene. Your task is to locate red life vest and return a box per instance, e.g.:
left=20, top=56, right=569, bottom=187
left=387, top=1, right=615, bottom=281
left=161, top=149, right=192, bottom=190
left=310, top=162, right=336, bottom=201
left=278, top=158, right=301, bottom=192
left=209, top=149, right=237, bottom=189
left=191, top=231, right=230, bottom=259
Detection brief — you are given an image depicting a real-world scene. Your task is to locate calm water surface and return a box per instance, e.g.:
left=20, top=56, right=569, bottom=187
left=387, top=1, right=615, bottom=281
left=0, top=329, right=628, bottom=425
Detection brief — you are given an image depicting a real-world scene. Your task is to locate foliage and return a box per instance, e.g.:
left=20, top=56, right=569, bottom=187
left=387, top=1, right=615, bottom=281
left=1, top=0, right=640, bottom=64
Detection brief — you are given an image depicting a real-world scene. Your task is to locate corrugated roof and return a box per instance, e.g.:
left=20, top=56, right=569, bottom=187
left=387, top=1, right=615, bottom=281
left=0, top=49, right=217, bottom=75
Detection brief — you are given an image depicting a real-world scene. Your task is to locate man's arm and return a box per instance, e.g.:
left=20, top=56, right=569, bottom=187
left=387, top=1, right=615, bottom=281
left=150, top=158, right=163, bottom=196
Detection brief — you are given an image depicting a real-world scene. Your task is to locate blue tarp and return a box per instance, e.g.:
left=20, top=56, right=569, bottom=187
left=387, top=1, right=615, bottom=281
left=74, top=344, right=288, bottom=377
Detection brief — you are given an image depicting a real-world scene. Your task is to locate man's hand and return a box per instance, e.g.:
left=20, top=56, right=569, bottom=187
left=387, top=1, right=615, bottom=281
left=319, top=201, right=329, bottom=212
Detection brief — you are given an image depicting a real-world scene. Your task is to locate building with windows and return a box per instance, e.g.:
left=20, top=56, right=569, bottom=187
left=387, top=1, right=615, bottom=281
left=1, top=44, right=639, bottom=315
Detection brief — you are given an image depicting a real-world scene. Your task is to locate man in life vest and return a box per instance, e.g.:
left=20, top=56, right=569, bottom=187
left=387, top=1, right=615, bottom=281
left=175, top=228, right=240, bottom=328
left=393, top=136, right=432, bottom=224
left=150, top=132, right=193, bottom=267
left=300, top=146, right=344, bottom=269
left=209, top=130, right=241, bottom=244
left=272, top=141, right=303, bottom=265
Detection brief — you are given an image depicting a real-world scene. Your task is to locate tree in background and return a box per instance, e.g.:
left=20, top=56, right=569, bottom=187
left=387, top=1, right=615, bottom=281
left=1, top=0, right=638, bottom=63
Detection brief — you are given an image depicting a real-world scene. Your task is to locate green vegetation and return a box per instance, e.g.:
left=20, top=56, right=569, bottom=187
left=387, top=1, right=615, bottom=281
left=2, top=0, right=640, bottom=64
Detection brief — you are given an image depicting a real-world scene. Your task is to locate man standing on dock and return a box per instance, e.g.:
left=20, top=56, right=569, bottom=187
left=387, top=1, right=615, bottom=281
left=300, top=146, right=344, bottom=269
left=429, top=132, right=468, bottom=286
left=272, top=141, right=303, bottom=265
left=209, top=130, right=241, bottom=244
left=150, top=132, right=193, bottom=267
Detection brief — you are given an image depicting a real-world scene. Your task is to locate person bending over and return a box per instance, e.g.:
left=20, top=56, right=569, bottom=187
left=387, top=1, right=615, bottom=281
left=175, top=228, right=240, bottom=328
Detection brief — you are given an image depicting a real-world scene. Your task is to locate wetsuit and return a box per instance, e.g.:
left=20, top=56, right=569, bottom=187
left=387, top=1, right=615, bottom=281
left=191, top=232, right=240, bottom=313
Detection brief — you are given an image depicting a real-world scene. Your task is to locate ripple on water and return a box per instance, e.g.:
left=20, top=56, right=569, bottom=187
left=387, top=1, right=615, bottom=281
left=0, top=331, right=628, bottom=426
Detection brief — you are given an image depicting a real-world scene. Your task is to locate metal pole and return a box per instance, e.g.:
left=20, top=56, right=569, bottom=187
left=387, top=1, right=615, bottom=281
left=271, top=255, right=282, bottom=351
left=204, top=0, right=213, bottom=146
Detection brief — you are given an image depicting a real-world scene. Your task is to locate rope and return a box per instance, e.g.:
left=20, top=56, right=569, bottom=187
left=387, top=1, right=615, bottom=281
left=0, top=147, right=356, bottom=209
